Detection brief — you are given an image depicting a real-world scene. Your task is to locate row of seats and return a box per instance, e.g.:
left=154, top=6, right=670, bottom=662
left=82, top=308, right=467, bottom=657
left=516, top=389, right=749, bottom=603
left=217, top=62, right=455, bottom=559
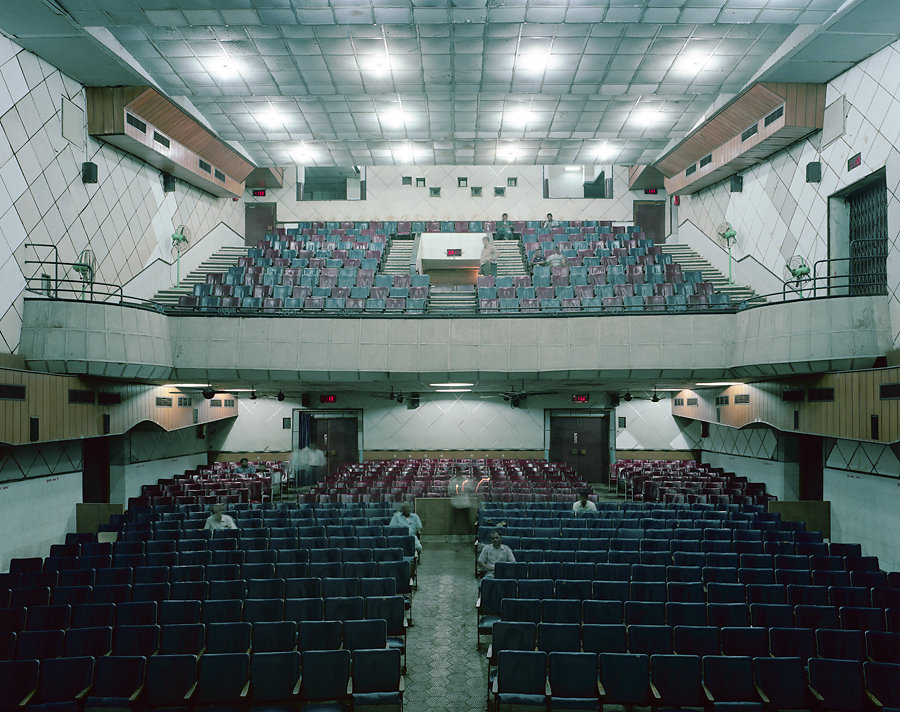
left=1, top=612, right=405, bottom=660
left=486, top=618, right=900, bottom=662
left=176, top=294, right=428, bottom=314
left=488, top=649, right=900, bottom=712
left=0, top=648, right=404, bottom=712
left=478, top=293, right=732, bottom=314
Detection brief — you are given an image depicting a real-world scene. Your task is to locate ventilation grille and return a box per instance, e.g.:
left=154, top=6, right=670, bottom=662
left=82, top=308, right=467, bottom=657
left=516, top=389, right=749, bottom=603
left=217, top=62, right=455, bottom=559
left=97, top=392, right=121, bottom=405
left=879, top=383, right=900, bottom=399
left=715, top=395, right=729, bottom=406
left=734, top=394, right=750, bottom=404
left=155, top=397, right=173, bottom=407
left=223, top=399, right=235, bottom=407
left=0, top=384, right=26, bottom=400
left=685, top=164, right=697, bottom=176
left=764, top=106, right=784, bottom=127
left=699, top=154, right=712, bottom=168
left=153, top=131, right=170, bottom=149
left=686, top=398, right=698, bottom=406
left=673, top=397, right=684, bottom=406
left=126, top=113, right=147, bottom=133
left=199, top=159, right=211, bottom=174
left=68, top=389, right=95, bottom=404
left=807, top=388, right=834, bottom=402
left=741, top=123, right=759, bottom=142
left=782, top=389, right=805, bottom=402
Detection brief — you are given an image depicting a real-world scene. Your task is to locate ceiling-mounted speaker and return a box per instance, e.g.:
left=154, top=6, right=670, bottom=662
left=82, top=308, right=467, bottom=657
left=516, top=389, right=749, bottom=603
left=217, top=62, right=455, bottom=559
left=202, top=388, right=215, bottom=400
left=81, top=162, right=98, bottom=184
left=806, top=162, right=822, bottom=183
left=301, top=393, right=310, bottom=408
left=729, top=175, right=743, bottom=192
left=407, top=393, right=420, bottom=410
left=162, top=173, right=175, bottom=192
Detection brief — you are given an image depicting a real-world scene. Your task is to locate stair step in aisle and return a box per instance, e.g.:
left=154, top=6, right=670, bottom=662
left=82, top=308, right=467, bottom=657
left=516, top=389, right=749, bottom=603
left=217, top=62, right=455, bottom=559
left=152, top=245, right=251, bottom=305
left=492, top=240, right=529, bottom=277
left=427, top=288, right=477, bottom=315
left=660, top=243, right=758, bottom=304
left=381, top=238, right=416, bottom=275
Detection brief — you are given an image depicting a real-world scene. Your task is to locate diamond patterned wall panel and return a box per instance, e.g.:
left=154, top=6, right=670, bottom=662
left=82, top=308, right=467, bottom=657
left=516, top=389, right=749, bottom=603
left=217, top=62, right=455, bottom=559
left=679, top=38, right=900, bottom=348
left=0, top=36, right=243, bottom=355
left=615, top=398, right=702, bottom=452
left=825, top=437, right=900, bottom=476
left=0, top=440, right=83, bottom=483
left=704, top=422, right=779, bottom=460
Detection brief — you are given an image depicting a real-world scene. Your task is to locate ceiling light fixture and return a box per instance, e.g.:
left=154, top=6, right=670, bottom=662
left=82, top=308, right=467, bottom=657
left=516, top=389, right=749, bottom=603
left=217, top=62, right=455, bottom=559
left=564, top=166, right=581, bottom=172
left=392, top=144, right=418, bottom=163
left=382, top=108, right=406, bottom=127
left=635, top=108, right=660, bottom=127
left=676, top=53, right=711, bottom=74
left=208, top=56, right=241, bottom=79
left=623, top=392, right=633, bottom=402
left=695, top=382, right=742, bottom=387
left=257, top=107, right=284, bottom=128
left=168, top=383, right=212, bottom=389
left=368, top=55, right=391, bottom=73
left=434, top=389, right=473, bottom=393
left=291, top=145, right=315, bottom=163
left=429, top=382, right=475, bottom=387
left=498, top=145, right=519, bottom=161
left=595, top=143, right=615, bottom=161
left=516, top=52, right=550, bottom=72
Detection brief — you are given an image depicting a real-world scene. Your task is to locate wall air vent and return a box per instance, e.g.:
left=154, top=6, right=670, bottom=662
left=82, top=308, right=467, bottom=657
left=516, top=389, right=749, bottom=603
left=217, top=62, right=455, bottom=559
left=879, top=383, right=900, bottom=399
left=126, top=113, right=146, bottom=133
left=223, top=399, right=235, bottom=407
left=210, top=399, right=222, bottom=407
left=686, top=398, right=698, bottom=406
left=0, top=384, right=26, bottom=400
left=764, top=106, right=784, bottom=127
left=153, top=131, right=170, bottom=149
left=699, top=154, right=712, bottom=168
left=155, top=397, right=173, bottom=407
left=807, top=388, right=834, bottom=402
left=68, top=389, right=95, bottom=404
left=685, top=164, right=697, bottom=176
left=177, top=397, right=192, bottom=407
left=214, top=169, right=226, bottom=182
left=674, top=398, right=684, bottom=406
left=734, top=394, right=750, bottom=404
left=782, top=389, right=805, bottom=402
left=199, top=159, right=211, bottom=173
left=741, top=123, right=759, bottom=142
left=97, top=392, right=121, bottom=405
left=715, top=395, right=729, bottom=406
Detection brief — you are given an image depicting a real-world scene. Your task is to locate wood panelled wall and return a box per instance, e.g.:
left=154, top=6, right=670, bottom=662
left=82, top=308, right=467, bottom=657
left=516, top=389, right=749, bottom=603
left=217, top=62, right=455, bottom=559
left=671, top=366, right=900, bottom=443
left=0, top=368, right=237, bottom=446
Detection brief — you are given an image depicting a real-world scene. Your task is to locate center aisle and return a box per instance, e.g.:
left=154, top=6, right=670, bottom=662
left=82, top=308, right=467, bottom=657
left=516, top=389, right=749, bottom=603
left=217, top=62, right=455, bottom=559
left=403, top=542, right=490, bottom=712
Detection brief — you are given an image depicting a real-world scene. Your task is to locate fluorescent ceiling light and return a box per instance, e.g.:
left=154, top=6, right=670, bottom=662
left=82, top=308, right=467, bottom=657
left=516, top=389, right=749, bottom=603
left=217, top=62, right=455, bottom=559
left=392, top=144, right=418, bottom=163
left=564, top=166, right=581, bottom=172
left=695, top=382, right=742, bottom=386
left=429, top=383, right=475, bottom=387
left=367, top=55, right=391, bottom=73
left=381, top=109, right=407, bottom=126
left=434, top=389, right=473, bottom=393
left=595, top=143, right=615, bottom=160
left=505, top=110, right=531, bottom=126
left=675, top=53, right=711, bottom=74
left=224, top=388, right=256, bottom=392
left=634, top=109, right=660, bottom=126
left=167, top=383, right=210, bottom=388
left=291, top=145, right=315, bottom=163
left=498, top=145, right=519, bottom=161
left=207, top=57, right=241, bottom=78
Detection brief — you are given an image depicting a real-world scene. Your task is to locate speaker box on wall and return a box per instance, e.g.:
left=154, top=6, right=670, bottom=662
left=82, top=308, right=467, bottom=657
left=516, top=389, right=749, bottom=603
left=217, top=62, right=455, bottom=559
left=162, top=173, right=176, bottom=192
left=30, top=417, right=39, bottom=442
left=102, top=414, right=110, bottom=435
left=729, top=175, right=743, bottom=192
left=81, top=162, right=98, bottom=184
left=806, top=162, right=822, bottom=183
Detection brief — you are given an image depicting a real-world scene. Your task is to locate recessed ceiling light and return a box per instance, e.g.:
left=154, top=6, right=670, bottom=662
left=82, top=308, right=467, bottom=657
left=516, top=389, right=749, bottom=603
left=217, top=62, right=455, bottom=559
left=392, top=144, right=419, bottom=163
left=381, top=109, right=407, bottom=127
left=564, top=166, right=581, bottom=172
left=676, top=53, right=711, bottom=74
left=207, top=57, right=241, bottom=78
left=429, top=383, right=475, bottom=387
left=634, top=109, right=660, bottom=126
left=291, top=145, right=315, bottom=163
left=367, top=55, right=391, bottom=73
left=505, top=110, right=531, bottom=126
left=257, top=108, right=284, bottom=128
left=516, top=52, right=550, bottom=72
left=167, top=383, right=211, bottom=388
left=595, top=143, right=615, bottom=160
left=497, top=145, right=519, bottom=161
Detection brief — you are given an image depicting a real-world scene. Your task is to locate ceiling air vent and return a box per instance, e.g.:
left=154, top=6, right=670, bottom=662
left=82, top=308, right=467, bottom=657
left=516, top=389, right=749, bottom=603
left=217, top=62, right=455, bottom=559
left=741, top=123, right=759, bottom=142
left=764, top=106, right=784, bottom=127
left=153, top=131, right=170, bottom=149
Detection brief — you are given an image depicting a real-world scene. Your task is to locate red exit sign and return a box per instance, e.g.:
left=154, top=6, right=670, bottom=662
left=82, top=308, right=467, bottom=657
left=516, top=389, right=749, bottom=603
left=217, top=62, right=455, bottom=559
left=572, top=394, right=590, bottom=403
left=644, top=188, right=658, bottom=195
left=252, top=189, right=266, bottom=197
left=446, top=248, right=462, bottom=256
left=319, top=394, right=336, bottom=404
left=847, top=153, right=861, bottom=171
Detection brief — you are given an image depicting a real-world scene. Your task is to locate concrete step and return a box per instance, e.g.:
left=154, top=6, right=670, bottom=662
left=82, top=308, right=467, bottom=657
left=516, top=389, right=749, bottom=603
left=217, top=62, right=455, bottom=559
left=152, top=243, right=249, bottom=303
left=661, top=244, right=758, bottom=303
left=427, top=289, right=476, bottom=314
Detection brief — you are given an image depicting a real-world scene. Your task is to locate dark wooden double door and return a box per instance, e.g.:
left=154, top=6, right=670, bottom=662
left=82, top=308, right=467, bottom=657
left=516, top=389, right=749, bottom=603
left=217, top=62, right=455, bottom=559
left=549, top=415, right=610, bottom=483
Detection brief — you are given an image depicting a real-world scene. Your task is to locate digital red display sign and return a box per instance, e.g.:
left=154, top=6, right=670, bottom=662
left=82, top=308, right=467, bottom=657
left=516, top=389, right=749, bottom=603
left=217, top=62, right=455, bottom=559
left=446, top=249, right=462, bottom=257
left=572, top=394, right=590, bottom=403
left=319, top=394, right=337, bottom=404
left=252, top=189, right=266, bottom=197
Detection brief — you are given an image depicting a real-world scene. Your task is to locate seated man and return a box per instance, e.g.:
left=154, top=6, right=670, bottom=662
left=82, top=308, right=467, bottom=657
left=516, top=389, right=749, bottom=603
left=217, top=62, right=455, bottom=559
left=477, top=529, right=515, bottom=578
left=573, top=489, right=597, bottom=515
left=546, top=248, right=566, bottom=268
left=234, top=457, right=256, bottom=475
left=389, top=501, right=423, bottom=553
left=495, top=212, right=514, bottom=239
left=203, top=504, right=237, bottom=530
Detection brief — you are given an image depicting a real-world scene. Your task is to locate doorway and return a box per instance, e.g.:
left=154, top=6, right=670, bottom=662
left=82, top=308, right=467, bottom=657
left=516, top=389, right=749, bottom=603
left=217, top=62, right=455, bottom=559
left=293, top=411, right=361, bottom=478
left=633, top=200, right=666, bottom=243
left=797, top=434, right=824, bottom=501
left=549, top=414, right=610, bottom=483
left=82, top=437, right=110, bottom=503
left=245, top=203, right=276, bottom=246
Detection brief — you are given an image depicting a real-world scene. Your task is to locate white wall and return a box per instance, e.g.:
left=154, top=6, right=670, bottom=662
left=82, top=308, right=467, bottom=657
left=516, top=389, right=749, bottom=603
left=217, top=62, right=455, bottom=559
left=109, top=454, right=206, bottom=506
left=679, top=38, right=900, bottom=348
left=824, top=467, right=900, bottom=573
left=0, top=472, right=81, bottom=572
left=0, top=36, right=243, bottom=354
left=247, top=164, right=645, bottom=224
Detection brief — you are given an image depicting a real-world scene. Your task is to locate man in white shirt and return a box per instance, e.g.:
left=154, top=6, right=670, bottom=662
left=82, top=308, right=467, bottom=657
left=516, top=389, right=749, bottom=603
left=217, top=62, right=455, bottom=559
left=297, top=442, right=327, bottom=486
left=203, top=504, right=237, bottom=530
left=477, top=529, right=515, bottom=578
left=389, top=501, right=423, bottom=553
left=546, top=248, right=567, bottom=268
left=573, top=490, right=598, bottom=515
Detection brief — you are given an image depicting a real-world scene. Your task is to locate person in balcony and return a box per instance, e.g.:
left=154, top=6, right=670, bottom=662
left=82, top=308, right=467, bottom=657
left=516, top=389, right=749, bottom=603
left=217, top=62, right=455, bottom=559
left=234, top=458, right=255, bottom=475
left=542, top=212, right=557, bottom=228
left=495, top=212, right=514, bottom=239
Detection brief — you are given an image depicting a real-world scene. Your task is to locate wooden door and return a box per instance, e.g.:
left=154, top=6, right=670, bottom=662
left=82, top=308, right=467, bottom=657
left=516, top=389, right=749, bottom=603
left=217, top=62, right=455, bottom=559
left=633, top=200, right=666, bottom=243
left=245, top=203, right=276, bottom=246
left=797, top=434, right=824, bottom=500
left=549, top=416, right=609, bottom=483
left=317, top=417, right=359, bottom=477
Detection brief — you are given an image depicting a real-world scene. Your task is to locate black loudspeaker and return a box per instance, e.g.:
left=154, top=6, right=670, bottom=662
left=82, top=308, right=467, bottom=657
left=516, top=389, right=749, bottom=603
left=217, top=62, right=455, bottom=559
left=196, top=424, right=206, bottom=439
left=806, top=162, right=822, bottom=183
left=81, top=162, right=98, bottom=183
left=162, top=173, right=175, bottom=192
left=407, top=393, right=420, bottom=410
left=700, top=421, right=709, bottom=438
left=301, top=393, right=310, bottom=408
left=102, top=414, right=110, bottom=435
left=729, top=175, right=743, bottom=192
left=30, top=417, right=39, bottom=442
